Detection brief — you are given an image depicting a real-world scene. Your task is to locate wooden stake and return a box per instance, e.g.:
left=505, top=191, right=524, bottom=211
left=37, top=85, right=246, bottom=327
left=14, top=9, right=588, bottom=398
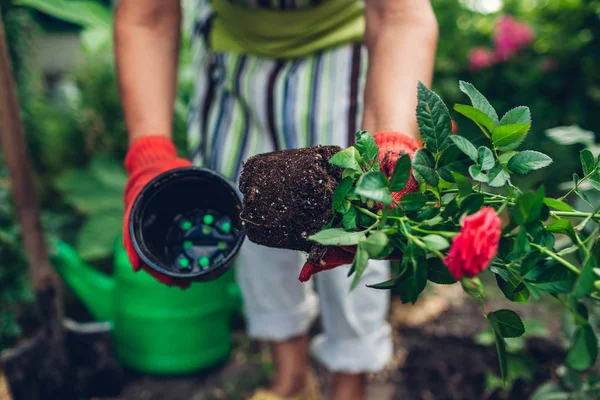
left=0, top=10, right=67, bottom=395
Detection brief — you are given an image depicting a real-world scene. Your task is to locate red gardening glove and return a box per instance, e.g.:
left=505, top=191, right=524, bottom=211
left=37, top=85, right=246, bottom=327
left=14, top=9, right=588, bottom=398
left=124, top=135, right=193, bottom=289
left=298, top=132, right=421, bottom=282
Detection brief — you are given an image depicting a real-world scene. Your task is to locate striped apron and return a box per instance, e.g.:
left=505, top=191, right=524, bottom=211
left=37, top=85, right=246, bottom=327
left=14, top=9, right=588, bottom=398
left=186, top=0, right=368, bottom=180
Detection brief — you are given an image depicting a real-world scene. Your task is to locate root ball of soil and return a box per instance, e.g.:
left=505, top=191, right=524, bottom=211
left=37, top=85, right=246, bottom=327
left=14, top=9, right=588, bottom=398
left=239, top=145, right=342, bottom=252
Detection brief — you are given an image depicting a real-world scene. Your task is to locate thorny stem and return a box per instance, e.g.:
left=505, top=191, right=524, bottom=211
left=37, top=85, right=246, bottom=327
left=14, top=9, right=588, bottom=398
left=439, top=188, right=600, bottom=220
left=398, top=218, right=446, bottom=259
left=355, top=206, right=379, bottom=219
left=559, top=168, right=599, bottom=201
left=531, top=243, right=581, bottom=275
left=411, top=226, right=458, bottom=238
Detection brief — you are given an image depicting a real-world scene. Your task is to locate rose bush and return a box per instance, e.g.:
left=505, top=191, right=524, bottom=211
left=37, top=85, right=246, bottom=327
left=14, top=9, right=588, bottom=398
left=309, top=81, right=600, bottom=381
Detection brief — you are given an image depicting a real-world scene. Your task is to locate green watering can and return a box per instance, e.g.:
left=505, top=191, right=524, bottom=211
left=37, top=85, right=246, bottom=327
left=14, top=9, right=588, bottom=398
left=50, top=239, right=242, bottom=375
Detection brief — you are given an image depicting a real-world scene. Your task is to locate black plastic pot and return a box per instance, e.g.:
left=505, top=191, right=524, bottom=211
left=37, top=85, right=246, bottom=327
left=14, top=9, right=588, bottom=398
left=129, top=167, right=245, bottom=282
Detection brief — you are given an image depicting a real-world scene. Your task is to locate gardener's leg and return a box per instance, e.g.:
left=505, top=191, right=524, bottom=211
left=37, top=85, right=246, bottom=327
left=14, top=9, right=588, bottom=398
left=311, top=260, right=392, bottom=400
left=236, top=240, right=319, bottom=396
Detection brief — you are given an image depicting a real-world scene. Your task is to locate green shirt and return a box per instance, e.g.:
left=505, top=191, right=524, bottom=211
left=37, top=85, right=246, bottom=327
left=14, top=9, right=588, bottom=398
left=210, top=0, right=365, bottom=59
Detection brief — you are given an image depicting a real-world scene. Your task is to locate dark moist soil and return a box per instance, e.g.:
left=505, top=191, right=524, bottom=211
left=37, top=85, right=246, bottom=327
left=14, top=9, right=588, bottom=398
left=100, top=287, right=570, bottom=400
left=239, top=145, right=342, bottom=252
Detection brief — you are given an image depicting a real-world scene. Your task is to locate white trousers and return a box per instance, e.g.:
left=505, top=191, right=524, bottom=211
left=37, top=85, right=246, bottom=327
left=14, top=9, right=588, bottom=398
left=188, top=35, right=392, bottom=373
left=236, top=240, right=392, bottom=373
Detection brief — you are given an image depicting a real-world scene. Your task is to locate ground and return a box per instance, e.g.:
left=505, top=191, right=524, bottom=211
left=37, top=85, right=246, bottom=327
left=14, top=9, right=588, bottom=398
left=96, top=281, right=568, bottom=400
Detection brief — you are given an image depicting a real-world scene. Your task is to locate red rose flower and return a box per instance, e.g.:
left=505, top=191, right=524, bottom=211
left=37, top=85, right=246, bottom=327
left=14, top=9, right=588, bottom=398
left=444, top=207, right=502, bottom=280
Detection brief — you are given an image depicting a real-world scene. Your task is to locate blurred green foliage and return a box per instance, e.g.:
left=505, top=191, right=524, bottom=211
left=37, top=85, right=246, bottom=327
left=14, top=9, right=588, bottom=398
left=433, top=0, right=600, bottom=194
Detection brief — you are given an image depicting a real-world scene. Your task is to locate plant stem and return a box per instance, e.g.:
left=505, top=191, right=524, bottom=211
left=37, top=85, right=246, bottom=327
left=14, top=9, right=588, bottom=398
left=356, top=206, right=379, bottom=220
left=398, top=218, right=446, bottom=259
left=411, top=226, right=458, bottom=238
left=552, top=211, right=600, bottom=219
left=381, top=206, right=389, bottom=227
left=558, top=169, right=598, bottom=201
left=530, top=243, right=580, bottom=275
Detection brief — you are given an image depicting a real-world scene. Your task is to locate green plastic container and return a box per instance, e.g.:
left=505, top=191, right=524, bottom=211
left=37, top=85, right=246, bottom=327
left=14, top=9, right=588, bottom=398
left=50, top=239, right=242, bottom=375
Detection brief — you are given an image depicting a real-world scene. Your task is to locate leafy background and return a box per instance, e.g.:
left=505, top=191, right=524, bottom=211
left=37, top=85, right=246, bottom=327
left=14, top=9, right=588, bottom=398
left=0, top=0, right=599, bottom=395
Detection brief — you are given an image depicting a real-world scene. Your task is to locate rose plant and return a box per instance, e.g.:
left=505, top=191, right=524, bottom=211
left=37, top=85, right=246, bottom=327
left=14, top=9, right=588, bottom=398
left=308, top=81, right=600, bottom=380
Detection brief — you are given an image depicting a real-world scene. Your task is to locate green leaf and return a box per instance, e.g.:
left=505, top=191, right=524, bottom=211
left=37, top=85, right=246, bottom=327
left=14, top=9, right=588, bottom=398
left=581, top=149, right=597, bottom=176
left=459, top=81, right=499, bottom=124
left=329, top=147, right=362, bottom=170
left=544, top=198, right=573, bottom=212
left=309, top=228, right=365, bottom=246
left=500, top=106, right=531, bottom=126
left=511, top=188, right=545, bottom=225
left=355, top=131, right=380, bottom=170
left=496, top=273, right=530, bottom=303
left=529, top=265, right=572, bottom=294
left=349, top=246, right=370, bottom=290
left=460, top=193, right=484, bottom=215
left=453, top=173, right=473, bottom=197
left=355, top=172, right=392, bottom=205
left=566, top=324, right=598, bottom=371
left=498, top=151, right=518, bottom=166
left=55, top=158, right=126, bottom=214
left=450, top=135, right=478, bottom=163
left=421, top=235, right=450, bottom=251
left=76, top=210, right=122, bottom=260
left=362, top=231, right=389, bottom=258
left=488, top=310, right=525, bottom=338
left=453, top=104, right=495, bottom=133
left=531, top=383, right=569, bottom=400
left=332, top=177, right=354, bottom=211
left=572, top=256, right=597, bottom=299
left=487, top=164, right=510, bottom=187
left=396, top=259, right=428, bottom=304
left=416, top=207, right=440, bottom=222
left=478, top=146, right=495, bottom=171
left=416, top=82, right=452, bottom=153
left=493, top=332, right=508, bottom=382
left=342, top=207, right=357, bottom=231
left=16, top=0, right=112, bottom=28
left=507, top=151, right=553, bottom=174
left=546, top=220, right=576, bottom=242
left=514, top=228, right=531, bottom=257
left=367, top=277, right=402, bottom=290
left=492, top=124, right=530, bottom=150
left=412, top=148, right=439, bottom=186
left=443, top=199, right=459, bottom=220
left=342, top=168, right=360, bottom=180
left=400, top=193, right=427, bottom=211
left=427, top=258, right=456, bottom=284
left=390, top=154, right=411, bottom=192
left=469, top=165, right=488, bottom=183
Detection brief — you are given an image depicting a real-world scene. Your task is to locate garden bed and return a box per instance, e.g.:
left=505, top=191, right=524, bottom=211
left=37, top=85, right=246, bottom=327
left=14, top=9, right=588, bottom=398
left=98, top=284, right=567, bottom=400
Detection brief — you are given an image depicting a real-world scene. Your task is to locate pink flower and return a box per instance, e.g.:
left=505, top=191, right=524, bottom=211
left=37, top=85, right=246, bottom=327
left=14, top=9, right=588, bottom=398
left=493, top=15, right=535, bottom=61
left=468, top=47, right=496, bottom=71
left=444, top=207, right=502, bottom=280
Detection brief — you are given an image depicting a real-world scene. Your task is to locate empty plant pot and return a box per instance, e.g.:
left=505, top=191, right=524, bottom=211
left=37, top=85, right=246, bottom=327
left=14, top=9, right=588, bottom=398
left=129, top=167, right=245, bottom=282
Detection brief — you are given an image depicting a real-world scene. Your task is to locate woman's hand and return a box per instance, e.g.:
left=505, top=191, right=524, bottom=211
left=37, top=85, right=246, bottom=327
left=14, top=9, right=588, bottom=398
left=123, top=136, right=192, bottom=289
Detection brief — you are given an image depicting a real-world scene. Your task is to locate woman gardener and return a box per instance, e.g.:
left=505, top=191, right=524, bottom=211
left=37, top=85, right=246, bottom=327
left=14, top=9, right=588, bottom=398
left=115, top=0, right=438, bottom=399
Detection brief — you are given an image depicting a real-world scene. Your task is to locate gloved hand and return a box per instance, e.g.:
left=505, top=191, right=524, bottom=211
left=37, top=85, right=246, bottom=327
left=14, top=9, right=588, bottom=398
left=298, top=132, right=421, bottom=282
left=124, top=135, right=193, bottom=289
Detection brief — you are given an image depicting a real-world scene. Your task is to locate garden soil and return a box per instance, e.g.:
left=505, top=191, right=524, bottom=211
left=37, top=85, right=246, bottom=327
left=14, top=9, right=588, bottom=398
left=96, top=284, right=569, bottom=400
left=239, top=145, right=342, bottom=252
